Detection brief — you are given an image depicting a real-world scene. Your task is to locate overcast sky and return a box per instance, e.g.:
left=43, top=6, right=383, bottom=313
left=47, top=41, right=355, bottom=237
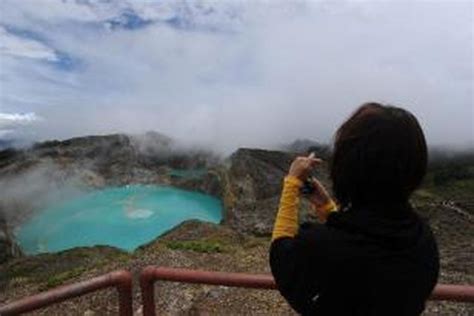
left=0, top=0, right=472, bottom=152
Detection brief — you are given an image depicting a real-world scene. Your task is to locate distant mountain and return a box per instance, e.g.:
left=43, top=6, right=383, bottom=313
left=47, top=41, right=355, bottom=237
left=280, top=138, right=331, bottom=159
left=0, top=139, right=16, bottom=150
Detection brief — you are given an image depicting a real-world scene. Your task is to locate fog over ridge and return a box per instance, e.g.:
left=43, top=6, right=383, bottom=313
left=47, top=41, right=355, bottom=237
left=0, top=0, right=472, bottom=153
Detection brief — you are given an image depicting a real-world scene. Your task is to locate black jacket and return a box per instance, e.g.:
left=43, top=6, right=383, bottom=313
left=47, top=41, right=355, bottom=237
left=270, top=204, right=439, bottom=316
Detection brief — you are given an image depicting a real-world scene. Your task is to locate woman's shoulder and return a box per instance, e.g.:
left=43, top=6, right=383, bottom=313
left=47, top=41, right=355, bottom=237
left=270, top=221, right=336, bottom=253
left=293, top=221, right=353, bottom=253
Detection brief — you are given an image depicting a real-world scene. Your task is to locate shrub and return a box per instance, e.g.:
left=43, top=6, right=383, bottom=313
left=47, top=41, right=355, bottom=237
left=432, top=164, right=473, bottom=186
left=41, top=267, right=86, bottom=290
left=165, top=240, right=223, bottom=253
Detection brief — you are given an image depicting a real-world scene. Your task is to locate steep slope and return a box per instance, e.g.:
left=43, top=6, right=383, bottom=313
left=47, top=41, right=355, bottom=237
left=222, top=148, right=331, bottom=235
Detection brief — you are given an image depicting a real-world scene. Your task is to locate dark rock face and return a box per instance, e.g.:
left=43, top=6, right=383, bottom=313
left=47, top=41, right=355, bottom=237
left=172, top=171, right=223, bottom=199
left=222, top=148, right=331, bottom=235
left=1, top=132, right=218, bottom=185
left=230, top=149, right=294, bottom=199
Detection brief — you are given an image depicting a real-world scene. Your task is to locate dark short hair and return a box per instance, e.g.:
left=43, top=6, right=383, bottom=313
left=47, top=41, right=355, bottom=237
left=330, top=102, right=427, bottom=208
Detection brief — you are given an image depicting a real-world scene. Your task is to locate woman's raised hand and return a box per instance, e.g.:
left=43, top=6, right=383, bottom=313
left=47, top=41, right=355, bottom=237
left=287, top=153, right=322, bottom=181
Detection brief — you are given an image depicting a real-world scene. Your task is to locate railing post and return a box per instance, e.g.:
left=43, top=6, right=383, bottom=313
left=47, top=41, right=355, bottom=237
left=113, top=270, right=134, bottom=316
left=140, top=266, right=158, bottom=316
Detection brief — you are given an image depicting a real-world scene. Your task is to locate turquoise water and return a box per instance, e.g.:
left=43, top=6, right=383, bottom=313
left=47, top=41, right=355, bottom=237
left=16, top=185, right=222, bottom=255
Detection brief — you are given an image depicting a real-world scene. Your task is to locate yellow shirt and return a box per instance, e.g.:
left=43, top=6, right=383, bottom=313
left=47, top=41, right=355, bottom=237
left=271, top=176, right=338, bottom=241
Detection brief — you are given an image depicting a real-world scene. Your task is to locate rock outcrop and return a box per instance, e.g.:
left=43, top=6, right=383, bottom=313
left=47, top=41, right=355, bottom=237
left=222, top=148, right=331, bottom=235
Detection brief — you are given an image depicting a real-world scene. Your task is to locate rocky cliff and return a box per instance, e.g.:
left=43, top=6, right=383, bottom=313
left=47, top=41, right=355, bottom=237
left=222, top=148, right=331, bottom=235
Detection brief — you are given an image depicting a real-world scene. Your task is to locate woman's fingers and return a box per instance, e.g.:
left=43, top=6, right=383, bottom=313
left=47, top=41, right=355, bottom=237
left=309, top=157, right=322, bottom=166
left=302, top=157, right=322, bottom=170
left=308, top=177, right=331, bottom=206
left=309, top=177, right=329, bottom=196
left=307, top=153, right=323, bottom=165
left=288, top=155, right=322, bottom=180
left=309, top=176, right=324, bottom=187
left=297, top=155, right=322, bottom=165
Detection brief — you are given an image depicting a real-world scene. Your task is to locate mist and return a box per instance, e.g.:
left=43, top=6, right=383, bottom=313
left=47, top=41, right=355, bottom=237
left=0, top=0, right=473, bottom=153
left=0, top=160, right=89, bottom=224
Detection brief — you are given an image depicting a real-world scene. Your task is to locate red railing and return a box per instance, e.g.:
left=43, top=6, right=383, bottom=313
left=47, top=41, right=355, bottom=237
left=139, top=266, right=277, bottom=316
left=2, top=267, right=474, bottom=315
left=139, top=266, right=474, bottom=316
left=0, top=270, right=133, bottom=316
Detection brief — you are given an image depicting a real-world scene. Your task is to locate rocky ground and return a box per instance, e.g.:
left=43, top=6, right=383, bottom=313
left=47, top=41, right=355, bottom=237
left=0, top=211, right=472, bottom=316
left=0, top=134, right=473, bottom=315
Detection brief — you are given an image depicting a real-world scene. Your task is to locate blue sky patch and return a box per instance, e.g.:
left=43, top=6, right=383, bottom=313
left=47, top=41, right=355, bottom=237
left=50, top=51, right=82, bottom=71
left=2, top=24, right=48, bottom=43
left=104, top=9, right=153, bottom=31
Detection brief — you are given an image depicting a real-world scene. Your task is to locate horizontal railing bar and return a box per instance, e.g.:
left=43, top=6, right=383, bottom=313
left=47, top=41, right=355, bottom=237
left=430, top=284, right=474, bottom=302
left=145, top=267, right=276, bottom=289
left=0, top=270, right=133, bottom=316
left=140, top=266, right=474, bottom=316
left=3, top=266, right=473, bottom=316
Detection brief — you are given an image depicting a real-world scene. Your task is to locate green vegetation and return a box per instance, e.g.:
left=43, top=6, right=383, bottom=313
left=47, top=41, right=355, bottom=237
left=0, top=246, right=131, bottom=292
left=427, top=149, right=474, bottom=186
left=6, top=261, right=42, bottom=280
left=41, top=266, right=87, bottom=290
left=431, top=165, right=473, bottom=186
left=417, top=149, right=474, bottom=201
left=429, top=178, right=474, bottom=202
left=165, top=240, right=224, bottom=253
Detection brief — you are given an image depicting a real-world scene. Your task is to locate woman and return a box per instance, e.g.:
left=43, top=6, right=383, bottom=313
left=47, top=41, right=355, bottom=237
left=270, top=103, right=439, bottom=315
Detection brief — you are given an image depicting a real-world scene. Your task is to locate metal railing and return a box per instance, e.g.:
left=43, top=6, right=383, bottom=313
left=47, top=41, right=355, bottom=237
left=0, top=270, right=133, bottom=316
left=2, top=267, right=474, bottom=315
left=139, top=266, right=277, bottom=316
left=139, top=266, right=474, bottom=316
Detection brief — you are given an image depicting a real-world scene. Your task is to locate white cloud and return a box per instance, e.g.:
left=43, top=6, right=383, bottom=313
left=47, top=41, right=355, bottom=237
left=0, top=0, right=472, bottom=152
left=0, top=112, right=40, bottom=140
left=0, top=26, right=58, bottom=61
left=0, top=0, right=101, bottom=25
left=0, top=112, right=39, bottom=129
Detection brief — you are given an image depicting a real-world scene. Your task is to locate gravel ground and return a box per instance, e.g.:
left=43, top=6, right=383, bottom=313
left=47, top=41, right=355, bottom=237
left=1, top=206, right=473, bottom=316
